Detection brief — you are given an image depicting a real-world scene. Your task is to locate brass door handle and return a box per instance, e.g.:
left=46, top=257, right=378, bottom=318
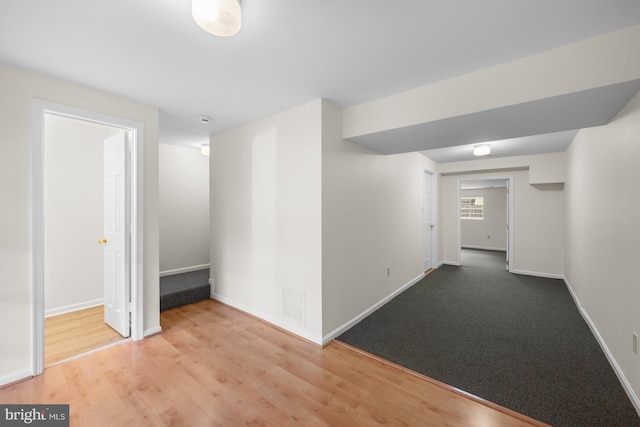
left=98, top=238, right=108, bottom=245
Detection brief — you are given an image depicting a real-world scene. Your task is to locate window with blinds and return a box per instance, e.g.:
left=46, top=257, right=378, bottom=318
left=461, top=196, right=484, bottom=219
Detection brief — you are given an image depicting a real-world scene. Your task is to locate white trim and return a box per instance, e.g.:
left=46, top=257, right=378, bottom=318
left=423, top=168, right=437, bottom=271
left=461, top=245, right=507, bottom=252
left=456, top=179, right=461, bottom=264
left=144, top=326, right=163, bottom=337
left=159, top=264, right=210, bottom=277
left=0, top=369, right=32, bottom=388
left=457, top=176, right=514, bottom=272
left=322, top=273, right=425, bottom=345
left=44, top=299, right=104, bottom=318
left=440, top=260, right=461, bottom=267
left=511, top=269, right=564, bottom=280
left=130, top=119, right=145, bottom=343
left=31, top=101, right=45, bottom=377
left=506, top=177, right=514, bottom=272
left=31, top=100, right=145, bottom=377
left=564, top=278, right=640, bottom=416
left=211, top=294, right=322, bottom=345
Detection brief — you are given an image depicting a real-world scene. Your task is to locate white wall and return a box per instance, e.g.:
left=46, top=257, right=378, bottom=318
left=321, top=100, right=437, bottom=339
left=159, top=143, right=209, bottom=274
left=461, top=187, right=507, bottom=250
left=0, top=62, right=159, bottom=385
left=440, top=163, right=564, bottom=277
left=44, top=115, right=120, bottom=315
left=209, top=99, right=439, bottom=344
left=210, top=100, right=323, bottom=343
left=565, top=90, right=640, bottom=410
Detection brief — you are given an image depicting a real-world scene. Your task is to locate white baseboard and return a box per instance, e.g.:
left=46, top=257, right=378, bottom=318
left=0, top=368, right=32, bottom=388
left=440, top=260, right=460, bottom=267
left=564, top=278, right=640, bottom=416
left=144, top=326, right=162, bottom=337
left=210, top=294, right=323, bottom=346
left=439, top=258, right=563, bottom=280
left=322, top=273, right=425, bottom=345
left=511, top=269, right=564, bottom=280
left=159, top=264, right=210, bottom=277
left=462, top=245, right=507, bottom=251
left=45, top=298, right=104, bottom=318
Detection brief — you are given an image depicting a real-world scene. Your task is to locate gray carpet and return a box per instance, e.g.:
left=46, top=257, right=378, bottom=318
left=337, top=249, right=640, bottom=427
left=160, top=269, right=210, bottom=311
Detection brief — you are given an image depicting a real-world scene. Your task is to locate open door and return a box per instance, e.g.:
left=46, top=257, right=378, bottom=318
left=423, top=170, right=434, bottom=272
left=505, top=179, right=510, bottom=271
left=32, top=101, right=144, bottom=376
left=102, top=132, right=130, bottom=337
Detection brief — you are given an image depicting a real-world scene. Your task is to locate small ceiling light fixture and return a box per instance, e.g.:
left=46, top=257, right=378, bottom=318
left=192, top=0, right=242, bottom=37
left=201, top=144, right=210, bottom=156
left=473, top=144, right=491, bottom=157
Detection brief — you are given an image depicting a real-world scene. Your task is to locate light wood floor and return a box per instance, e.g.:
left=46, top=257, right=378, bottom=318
left=4, top=300, right=549, bottom=426
left=45, top=305, right=125, bottom=366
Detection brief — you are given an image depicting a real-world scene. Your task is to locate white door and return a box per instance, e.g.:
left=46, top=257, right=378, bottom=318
left=505, top=180, right=510, bottom=271
left=102, top=132, right=130, bottom=337
left=423, top=170, right=434, bottom=271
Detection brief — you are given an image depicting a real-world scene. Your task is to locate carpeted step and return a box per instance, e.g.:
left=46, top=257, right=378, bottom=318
left=160, top=269, right=210, bottom=311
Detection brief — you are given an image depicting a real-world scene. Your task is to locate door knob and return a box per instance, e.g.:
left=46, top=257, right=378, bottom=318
left=430, top=224, right=434, bottom=230
left=98, top=238, right=108, bottom=244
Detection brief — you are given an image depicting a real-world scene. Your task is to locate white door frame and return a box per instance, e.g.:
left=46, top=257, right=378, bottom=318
left=423, top=168, right=437, bottom=271
left=456, top=176, right=513, bottom=272
left=31, top=99, right=145, bottom=376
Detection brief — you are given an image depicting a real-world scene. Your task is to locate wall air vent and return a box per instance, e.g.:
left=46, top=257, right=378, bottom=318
left=282, top=287, right=305, bottom=326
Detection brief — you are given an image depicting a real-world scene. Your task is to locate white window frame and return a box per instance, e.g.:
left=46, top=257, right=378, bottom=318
left=461, top=196, right=484, bottom=220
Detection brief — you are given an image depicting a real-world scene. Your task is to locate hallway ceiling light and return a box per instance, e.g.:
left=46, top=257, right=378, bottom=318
left=473, top=144, right=491, bottom=156
left=192, top=0, right=242, bottom=37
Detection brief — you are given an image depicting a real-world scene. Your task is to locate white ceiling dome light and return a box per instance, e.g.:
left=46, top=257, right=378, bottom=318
left=473, top=144, right=491, bottom=156
left=192, top=0, right=242, bottom=37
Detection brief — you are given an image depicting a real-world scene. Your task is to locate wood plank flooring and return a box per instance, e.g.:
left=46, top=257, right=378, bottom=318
left=3, top=300, right=549, bottom=426
left=45, top=305, right=125, bottom=366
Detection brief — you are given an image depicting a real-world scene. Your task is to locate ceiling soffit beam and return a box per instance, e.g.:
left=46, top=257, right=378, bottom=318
left=347, top=80, right=640, bottom=155
left=342, top=25, right=640, bottom=142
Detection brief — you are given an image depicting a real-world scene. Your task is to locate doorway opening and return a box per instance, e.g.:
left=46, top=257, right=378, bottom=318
left=31, top=100, right=145, bottom=376
left=423, top=169, right=436, bottom=274
left=457, top=177, right=513, bottom=272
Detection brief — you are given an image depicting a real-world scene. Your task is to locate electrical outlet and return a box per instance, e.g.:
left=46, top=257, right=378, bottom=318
left=487, top=234, right=491, bottom=240
left=386, top=267, right=390, bottom=277
left=633, top=333, right=638, bottom=355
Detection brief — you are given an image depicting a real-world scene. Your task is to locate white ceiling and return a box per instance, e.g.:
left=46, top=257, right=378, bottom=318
left=423, top=130, right=578, bottom=164
left=1, top=1, right=639, bottom=159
